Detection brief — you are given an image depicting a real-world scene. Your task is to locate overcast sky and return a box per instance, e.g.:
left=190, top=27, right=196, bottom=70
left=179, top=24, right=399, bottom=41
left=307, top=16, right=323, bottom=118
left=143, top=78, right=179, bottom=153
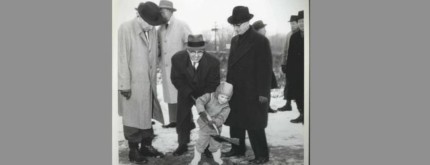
left=114, top=0, right=307, bottom=36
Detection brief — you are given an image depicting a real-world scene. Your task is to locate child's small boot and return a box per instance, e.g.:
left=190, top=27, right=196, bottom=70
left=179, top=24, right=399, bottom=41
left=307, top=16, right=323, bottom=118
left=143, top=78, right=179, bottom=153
left=213, top=149, right=224, bottom=165
left=190, top=147, right=201, bottom=165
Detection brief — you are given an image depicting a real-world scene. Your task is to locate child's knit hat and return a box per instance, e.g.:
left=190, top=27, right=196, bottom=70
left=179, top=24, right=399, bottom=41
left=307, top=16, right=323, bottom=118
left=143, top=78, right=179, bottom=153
left=216, top=82, right=234, bottom=98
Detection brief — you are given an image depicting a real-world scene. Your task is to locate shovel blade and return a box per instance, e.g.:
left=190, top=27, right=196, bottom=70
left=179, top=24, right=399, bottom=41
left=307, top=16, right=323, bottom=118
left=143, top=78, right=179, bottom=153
left=210, top=135, right=240, bottom=146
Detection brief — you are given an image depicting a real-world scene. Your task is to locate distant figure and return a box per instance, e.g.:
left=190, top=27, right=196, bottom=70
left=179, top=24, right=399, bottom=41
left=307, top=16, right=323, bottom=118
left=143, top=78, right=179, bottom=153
left=279, top=15, right=299, bottom=112
left=252, top=20, right=279, bottom=113
left=158, top=0, right=192, bottom=129
left=117, top=2, right=165, bottom=164
left=190, top=82, right=233, bottom=165
left=170, top=34, right=220, bottom=156
left=223, top=6, right=272, bottom=164
left=285, top=11, right=305, bottom=124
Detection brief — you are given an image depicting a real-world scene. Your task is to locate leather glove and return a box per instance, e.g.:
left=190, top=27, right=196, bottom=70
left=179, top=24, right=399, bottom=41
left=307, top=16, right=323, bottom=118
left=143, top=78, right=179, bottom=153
left=281, top=65, right=287, bottom=73
left=259, top=96, right=269, bottom=103
left=208, top=120, right=217, bottom=127
left=199, top=112, right=215, bottom=129
left=199, top=112, right=210, bottom=124
left=120, top=89, right=131, bottom=100
left=207, top=121, right=216, bottom=130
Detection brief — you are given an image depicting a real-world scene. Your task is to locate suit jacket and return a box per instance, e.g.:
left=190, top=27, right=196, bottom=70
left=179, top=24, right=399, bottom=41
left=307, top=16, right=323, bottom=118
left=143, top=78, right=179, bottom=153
left=170, top=50, right=220, bottom=131
left=225, top=27, right=273, bottom=129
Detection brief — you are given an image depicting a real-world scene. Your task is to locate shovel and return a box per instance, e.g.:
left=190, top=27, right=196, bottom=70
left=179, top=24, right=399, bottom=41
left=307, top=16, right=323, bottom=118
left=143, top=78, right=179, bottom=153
left=205, top=112, right=240, bottom=146
left=191, top=96, right=240, bottom=146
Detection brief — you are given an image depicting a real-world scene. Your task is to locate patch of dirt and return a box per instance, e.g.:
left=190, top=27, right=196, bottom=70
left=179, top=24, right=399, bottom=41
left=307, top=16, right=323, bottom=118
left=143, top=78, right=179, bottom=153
left=119, top=141, right=303, bottom=165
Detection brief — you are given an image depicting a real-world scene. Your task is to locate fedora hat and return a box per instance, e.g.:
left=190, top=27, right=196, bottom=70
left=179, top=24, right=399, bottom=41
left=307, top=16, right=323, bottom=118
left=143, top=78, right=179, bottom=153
left=136, top=2, right=166, bottom=26
left=297, top=10, right=304, bottom=20
left=227, top=6, right=254, bottom=24
left=289, top=15, right=298, bottom=22
left=159, top=0, right=176, bottom=12
left=186, top=34, right=206, bottom=50
left=252, top=20, right=266, bottom=31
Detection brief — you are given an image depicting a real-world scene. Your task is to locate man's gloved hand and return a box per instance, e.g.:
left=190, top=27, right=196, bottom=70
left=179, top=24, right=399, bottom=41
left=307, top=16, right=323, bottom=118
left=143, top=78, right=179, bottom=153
left=120, top=89, right=131, bottom=100
left=259, top=96, right=269, bottom=103
left=281, top=65, right=287, bottom=73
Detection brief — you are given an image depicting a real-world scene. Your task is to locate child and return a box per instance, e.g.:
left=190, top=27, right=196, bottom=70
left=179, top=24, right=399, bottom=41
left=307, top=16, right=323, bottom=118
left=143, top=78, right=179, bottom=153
left=190, top=82, right=233, bottom=165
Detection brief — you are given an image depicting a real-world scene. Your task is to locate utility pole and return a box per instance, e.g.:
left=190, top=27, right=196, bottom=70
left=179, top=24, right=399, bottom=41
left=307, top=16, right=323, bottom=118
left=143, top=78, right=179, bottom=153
left=211, top=22, right=219, bottom=52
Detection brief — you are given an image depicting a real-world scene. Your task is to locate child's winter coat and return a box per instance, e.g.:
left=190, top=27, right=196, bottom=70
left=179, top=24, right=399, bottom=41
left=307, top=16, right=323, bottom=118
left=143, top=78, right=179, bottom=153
left=195, top=82, right=233, bottom=153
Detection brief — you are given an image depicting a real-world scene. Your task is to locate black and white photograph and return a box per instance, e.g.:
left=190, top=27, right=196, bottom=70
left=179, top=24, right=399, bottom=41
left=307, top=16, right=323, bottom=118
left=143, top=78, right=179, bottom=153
left=5, top=1, right=430, bottom=165
left=112, top=0, right=309, bottom=164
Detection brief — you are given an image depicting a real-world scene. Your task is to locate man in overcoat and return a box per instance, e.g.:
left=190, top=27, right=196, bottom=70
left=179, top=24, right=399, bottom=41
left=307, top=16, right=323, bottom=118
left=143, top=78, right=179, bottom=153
left=279, top=15, right=299, bottom=112
left=285, top=11, right=305, bottom=124
left=252, top=20, right=279, bottom=113
left=118, top=2, right=166, bottom=164
left=223, top=6, right=272, bottom=164
left=170, top=34, right=220, bottom=156
left=157, top=0, right=192, bottom=128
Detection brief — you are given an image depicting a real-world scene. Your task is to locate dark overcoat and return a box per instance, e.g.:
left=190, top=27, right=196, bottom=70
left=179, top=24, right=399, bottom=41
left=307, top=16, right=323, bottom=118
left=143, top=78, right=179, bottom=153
left=285, top=31, right=304, bottom=100
left=170, top=50, right=220, bottom=132
left=225, top=27, right=273, bottom=129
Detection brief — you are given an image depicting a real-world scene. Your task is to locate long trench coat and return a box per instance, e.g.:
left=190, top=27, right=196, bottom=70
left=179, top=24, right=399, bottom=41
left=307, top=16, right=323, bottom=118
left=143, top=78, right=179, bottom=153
left=158, top=16, right=192, bottom=104
left=225, top=27, right=273, bottom=129
left=285, top=31, right=304, bottom=100
left=170, top=50, right=220, bottom=132
left=118, top=18, right=164, bottom=130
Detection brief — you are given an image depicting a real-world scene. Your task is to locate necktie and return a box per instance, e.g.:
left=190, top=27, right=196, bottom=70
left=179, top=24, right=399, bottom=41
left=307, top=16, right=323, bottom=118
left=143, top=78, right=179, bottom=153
left=144, top=31, right=149, bottom=40
left=165, top=23, right=169, bottom=29
left=192, top=62, right=197, bottom=70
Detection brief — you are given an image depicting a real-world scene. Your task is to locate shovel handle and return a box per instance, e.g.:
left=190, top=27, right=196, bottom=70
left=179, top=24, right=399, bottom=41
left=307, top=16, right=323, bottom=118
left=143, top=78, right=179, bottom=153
left=191, top=96, right=220, bottom=135
left=205, top=112, right=220, bottom=135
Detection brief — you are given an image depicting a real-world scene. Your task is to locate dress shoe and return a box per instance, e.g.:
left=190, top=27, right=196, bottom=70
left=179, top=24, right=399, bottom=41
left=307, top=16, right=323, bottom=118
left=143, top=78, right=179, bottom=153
left=140, top=145, right=164, bottom=158
left=250, top=157, right=269, bottom=164
left=129, top=148, right=148, bottom=164
left=278, top=104, right=292, bottom=111
left=249, top=158, right=259, bottom=164
left=290, top=114, right=304, bottom=124
left=221, top=149, right=245, bottom=157
left=268, top=108, right=277, bottom=113
left=173, top=145, right=188, bottom=156
left=162, top=122, right=176, bottom=128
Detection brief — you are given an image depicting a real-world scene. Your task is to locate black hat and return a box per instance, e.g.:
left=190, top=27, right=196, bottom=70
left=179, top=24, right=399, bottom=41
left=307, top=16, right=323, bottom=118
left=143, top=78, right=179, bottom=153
left=289, top=15, right=298, bottom=22
left=252, top=20, right=266, bottom=31
left=136, top=2, right=166, bottom=26
left=297, top=10, right=304, bottom=20
left=227, top=6, right=254, bottom=24
left=186, top=34, right=206, bottom=50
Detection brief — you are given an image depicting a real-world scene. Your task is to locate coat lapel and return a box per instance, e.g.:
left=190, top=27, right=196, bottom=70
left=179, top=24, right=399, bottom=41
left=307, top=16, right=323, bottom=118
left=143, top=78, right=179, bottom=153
left=228, top=30, right=255, bottom=67
left=139, top=32, right=150, bottom=50
left=196, top=53, right=209, bottom=80
left=185, top=53, right=195, bottom=78
left=133, top=18, right=150, bottom=50
left=164, top=16, right=175, bottom=37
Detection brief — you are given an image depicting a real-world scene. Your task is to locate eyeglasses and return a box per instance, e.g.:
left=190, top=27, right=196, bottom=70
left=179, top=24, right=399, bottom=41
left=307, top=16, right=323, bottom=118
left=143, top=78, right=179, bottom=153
left=187, top=50, right=204, bottom=55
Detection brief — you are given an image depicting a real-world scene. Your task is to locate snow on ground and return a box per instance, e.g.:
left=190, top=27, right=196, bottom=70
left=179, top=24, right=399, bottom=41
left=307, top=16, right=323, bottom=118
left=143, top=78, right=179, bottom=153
left=117, top=80, right=304, bottom=165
